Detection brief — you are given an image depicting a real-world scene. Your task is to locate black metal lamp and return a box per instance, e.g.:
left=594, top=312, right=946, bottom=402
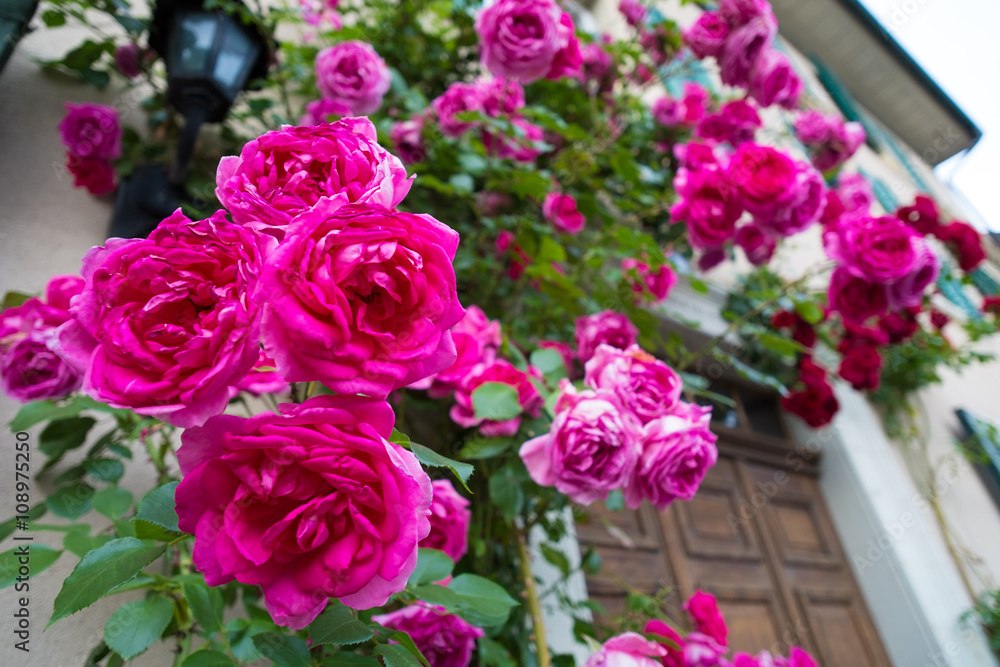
left=109, top=0, right=270, bottom=239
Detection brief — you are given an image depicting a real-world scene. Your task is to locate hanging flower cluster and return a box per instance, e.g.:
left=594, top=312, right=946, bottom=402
left=59, top=102, right=121, bottom=195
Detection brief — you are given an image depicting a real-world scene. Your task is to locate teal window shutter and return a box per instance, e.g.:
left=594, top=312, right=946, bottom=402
left=956, top=410, right=1000, bottom=510
left=859, top=169, right=898, bottom=212
left=0, top=0, right=39, bottom=76
left=937, top=257, right=983, bottom=320
left=970, top=268, right=1000, bottom=296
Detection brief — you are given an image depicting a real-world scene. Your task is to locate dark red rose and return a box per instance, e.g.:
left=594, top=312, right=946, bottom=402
left=793, top=322, right=816, bottom=349
left=839, top=320, right=889, bottom=352
left=983, top=296, right=1000, bottom=316
left=819, top=190, right=846, bottom=228
left=698, top=247, right=727, bottom=271
left=799, top=356, right=829, bottom=387
left=838, top=344, right=882, bottom=391
left=828, top=266, right=888, bottom=323
left=930, top=309, right=950, bottom=330
left=782, top=382, right=839, bottom=428
left=735, top=223, right=776, bottom=266
left=66, top=152, right=115, bottom=195
left=771, top=309, right=796, bottom=329
left=896, top=195, right=940, bottom=236
left=880, top=308, right=920, bottom=343
left=935, top=221, right=985, bottom=272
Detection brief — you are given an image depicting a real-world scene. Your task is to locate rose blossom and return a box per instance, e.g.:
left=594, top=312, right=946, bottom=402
left=175, top=395, right=432, bottom=629
left=315, top=41, right=391, bottom=114
left=483, top=117, right=545, bottom=162
left=788, top=647, right=819, bottom=667
left=66, top=154, right=115, bottom=195
left=477, top=76, right=526, bottom=117
left=719, top=16, right=776, bottom=88
left=299, top=98, right=352, bottom=125
left=538, top=340, right=576, bottom=377
left=823, top=213, right=922, bottom=284
left=54, top=210, right=261, bottom=428
left=720, top=0, right=775, bottom=26
left=886, top=242, right=939, bottom=309
left=114, top=43, right=141, bottom=79
left=623, top=403, right=718, bottom=509
left=670, top=167, right=744, bottom=250
left=215, top=118, right=411, bottom=235
left=575, top=311, right=639, bottom=362
left=645, top=620, right=685, bottom=667
left=748, top=49, right=802, bottom=109
left=521, top=383, right=641, bottom=504
left=373, top=604, right=483, bottom=667
left=652, top=96, right=684, bottom=127
left=793, top=111, right=832, bottom=145
left=543, top=193, right=586, bottom=234
left=423, top=305, right=502, bottom=397
left=735, top=223, right=776, bottom=266
left=684, top=632, right=728, bottom=667
left=698, top=247, right=728, bottom=272
left=59, top=102, right=121, bottom=160
left=695, top=100, right=762, bottom=146
left=729, top=143, right=799, bottom=220
left=476, top=0, right=581, bottom=83
left=579, top=43, right=615, bottom=93
left=450, top=360, right=543, bottom=436
left=584, top=344, right=683, bottom=424
left=828, top=267, right=887, bottom=323
left=420, top=480, right=472, bottom=562
left=231, top=350, right=289, bottom=397
left=682, top=83, right=711, bottom=124
left=258, top=203, right=464, bottom=398
left=685, top=11, right=730, bottom=59
left=584, top=632, right=668, bottom=667
left=838, top=344, right=882, bottom=391
left=684, top=590, right=728, bottom=647
left=433, top=82, right=485, bottom=138
left=782, top=379, right=839, bottom=428
left=1, top=334, right=83, bottom=402
left=881, top=308, right=920, bottom=343
left=936, top=221, right=985, bottom=272
left=752, top=163, right=826, bottom=238
left=836, top=172, right=874, bottom=213
left=896, top=195, right=940, bottom=235
left=622, top=258, right=677, bottom=302
left=45, top=275, right=85, bottom=311
left=390, top=115, right=427, bottom=164
left=619, top=0, right=647, bottom=27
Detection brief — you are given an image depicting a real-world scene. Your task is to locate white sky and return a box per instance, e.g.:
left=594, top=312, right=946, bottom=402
left=858, top=0, right=1000, bottom=230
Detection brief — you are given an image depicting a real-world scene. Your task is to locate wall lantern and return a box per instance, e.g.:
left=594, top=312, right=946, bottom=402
left=109, top=0, right=271, bottom=239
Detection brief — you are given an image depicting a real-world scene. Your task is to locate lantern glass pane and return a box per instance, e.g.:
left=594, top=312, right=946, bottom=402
left=174, top=12, right=217, bottom=75
left=213, top=22, right=258, bottom=96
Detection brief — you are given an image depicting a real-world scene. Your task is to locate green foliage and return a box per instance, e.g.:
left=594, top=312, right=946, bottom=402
left=103, top=597, right=175, bottom=659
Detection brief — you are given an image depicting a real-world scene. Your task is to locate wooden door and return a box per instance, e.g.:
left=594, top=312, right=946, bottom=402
left=576, top=388, right=893, bottom=666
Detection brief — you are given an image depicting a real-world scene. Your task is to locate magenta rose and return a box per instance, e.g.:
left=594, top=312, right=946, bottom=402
left=685, top=11, right=730, bottom=59
left=695, top=99, right=761, bottom=146
left=450, top=360, right=543, bottom=436
left=216, top=119, right=411, bottom=235
left=793, top=111, right=834, bottom=145
left=753, top=163, right=826, bottom=238
left=390, top=115, right=427, bottom=164
left=1, top=333, right=82, bottom=402
left=476, top=0, right=581, bottom=83
left=315, top=41, right=391, bottom=114
left=45, top=275, right=85, bottom=311
left=683, top=632, right=728, bottom=667
left=584, top=344, right=683, bottom=424
left=836, top=172, right=874, bottom=213
left=623, top=403, right=718, bottom=509
left=698, top=247, right=728, bottom=272
left=585, top=632, right=668, bottom=667
left=684, top=590, right=729, bottom=647
left=788, top=647, right=819, bottom=667
left=824, top=213, right=922, bottom=284
left=622, top=258, right=677, bottom=302
left=896, top=195, right=940, bottom=235
left=682, top=83, right=710, bottom=124
left=543, top=193, right=586, bottom=234
left=420, top=480, right=472, bottom=562
left=719, top=0, right=774, bottom=26
left=423, top=305, right=502, bottom=397
left=719, top=16, right=776, bottom=88
left=372, top=604, right=483, bottom=667
left=619, top=0, right=647, bottom=27
left=59, top=102, right=121, bottom=160
left=575, top=310, right=639, bottom=362
left=652, top=96, right=684, bottom=127
left=114, top=43, right=141, bottom=79
left=477, top=77, right=526, bottom=117
left=66, top=153, right=115, bottom=196
left=670, top=167, right=744, bottom=250
left=579, top=43, right=615, bottom=93
left=175, top=395, right=431, bottom=628
left=735, top=223, right=776, bottom=266
left=299, top=98, right=352, bottom=125
left=729, top=142, right=799, bottom=218
left=231, top=350, right=289, bottom=397
left=828, top=267, right=888, bottom=323
left=749, top=49, right=802, bottom=109
left=520, top=383, right=641, bottom=504
left=54, top=210, right=261, bottom=428
left=886, top=242, right=939, bottom=309
left=433, top=82, right=484, bottom=138
left=258, top=203, right=464, bottom=398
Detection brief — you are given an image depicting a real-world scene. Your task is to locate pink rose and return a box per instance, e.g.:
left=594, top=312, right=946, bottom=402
left=823, top=213, right=922, bottom=284
left=623, top=403, right=718, bottom=509
left=175, top=395, right=432, bottom=628
left=886, top=242, right=939, bottom=309
left=719, top=16, right=776, bottom=88
left=684, top=590, right=729, bottom=647
left=390, top=115, right=427, bottom=164
left=420, top=480, right=472, bottom=562
left=748, top=49, right=802, bottom=109
left=477, top=77, right=526, bottom=117
left=54, top=210, right=262, bottom=428
left=828, top=267, right=887, bottom=323
left=685, top=11, right=730, bottom=59
left=424, top=305, right=502, bottom=398
left=729, top=142, right=799, bottom=219
left=695, top=99, right=762, bottom=146
left=483, top=117, right=546, bottom=162
left=520, top=383, right=641, bottom=504
left=315, top=41, right=391, bottom=114
left=793, top=110, right=833, bottom=145
left=66, top=153, right=115, bottom=196
left=299, top=98, right=352, bottom=125
left=45, top=275, right=85, bottom=311
left=1, top=298, right=73, bottom=352
left=114, top=43, right=141, bottom=79
left=622, top=258, right=677, bottom=302
left=450, top=360, right=543, bottom=436
left=652, top=97, right=684, bottom=127
left=836, top=172, right=874, bottom=213
left=585, top=632, right=667, bottom=667
left=476, top=0, right=581, bottom=83
left=752, top=163, right=826, bottom=238
left=372, top=604, right=483, bottom=667
left=683, top=632, right=728, bottom=667
left=215, top=119, right=411, bottom=235
left=1, top=333, right=82, bottom=402
left=682, top=83, right=711, bottom=124
left=645, top=620, right=686, bottom=667
left=259, top=203, right=464, bottom=398
left=670, top=167, right=744, bottom=250
left=59, top=102, right=121, bottom=159
left=788, top=647, right=819, bottom=667
left=719, top=0, right=775, bottom=26
left=575, top=311, right=639, bottom=362
left=735, top=223, right=776, bottom=266
left=674, top=142, right=720, bottom=171
left=584, top=344, right=683, bottom=424
left=231, top=350, right=290, bottom=397
left=618, top=0, right=647, bottom=27
left=579, top=43, right=615, bottom=93
left=698, top=247, right=728, bottom=272
left=543, top=193, right=586, bottom=234
left=433, top=82, right=484, bottom=137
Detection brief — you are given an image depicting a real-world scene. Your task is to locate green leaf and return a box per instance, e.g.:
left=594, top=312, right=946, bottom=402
left=409, top=548, right=455, bottom=586
left=308, top=601, right=373, bottom=646
left=479, top=636, right=517, bottom=667
left=133, top=520, right=180, bottom=542
left=92, top=487, right=134, bottom=519
left=182, top=650, right=238, bottom=667
left=605, top=489, right=625, bottom=511
left=181, top=578, right=225, bottom=632
left=63, top=530, right=112, bottom=559
left=689, top=278, right=709, bottom=295
left=408, top=442, right=474, bottom=493
left=41, top=9, right=66, bottom=26
left=252, top=633, right=311, bottom=667
left=529, top=348, right=567, bottom=383
left=457, top=437, right=512, bottom=460
left=9, top=396, right=127, bottom=431
left=321, top=654, right=379, bottom=666
left=103, top=597, right=174, bottom=660
left=50, top=537, right=167, bottom=626
left=374, top=643, right=424, bottom=667
left=0, top=504, right=46, bottom=542
left=85, top=458, right=125, bottom=483
left=411, top=583, right=463, bottom=609
left=540, top=543, right=571, bottom=577
left=389, top=428, right=411, bottom=446
left=756, top=332, right=804, bottom=357
left=471, top=382, right=522, bottom=422
left=133, top=482, right=180, bottom=533
left=1, top=290, right=33, bottom=308
left=447, top=574, right=519, bottom=627
left=46, top=483, right=94, bottom=519
left=449, top=173, right=474, bottom=194
left=794, top=300, right=824, bottom=325
left=0, top=545, right=61, bottom=588
left=488, top=464, right=524, bottom=521
left=40, top=416, right=96, bottom=460
left=388, top=632, right=431, bottom=667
